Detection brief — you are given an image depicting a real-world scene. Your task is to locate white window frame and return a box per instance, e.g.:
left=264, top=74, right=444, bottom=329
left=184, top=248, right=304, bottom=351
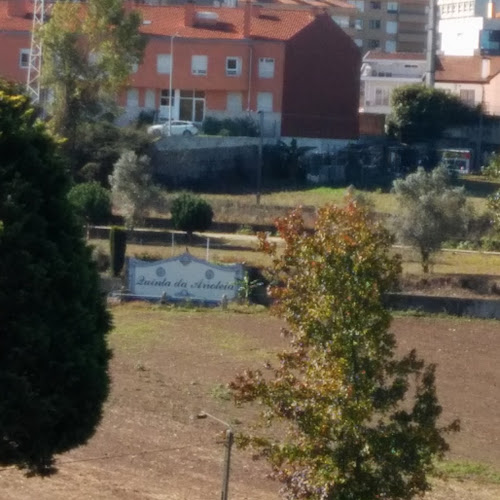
left=19, top=49, right=30, bottom=69
left=374, top=88, right=389, bottom=106
left=460, top=88, right=475, bottom=105
left=387, top=1, right=398, bottom=13
left=348, top=0, right=365, bottom=12
left=386, top=21, right=398, bottom=34
left=385, top=40, right=397, bottom=52
left=227, top=92, right=243, bottom=113
left=126, top=88, right=139, bottom=108
left=257, top=92, right=273, bottom=112
left=160, top=89, right=174, bottom=107
left=192, top=55, right=208, bottom=76
left=157, top=54, right=171, bottom=75
left=258, top=58, right=275, bottom=79
left=145, top=89, right=156, bottom=109
left=226, top=57, right=242, bottom=77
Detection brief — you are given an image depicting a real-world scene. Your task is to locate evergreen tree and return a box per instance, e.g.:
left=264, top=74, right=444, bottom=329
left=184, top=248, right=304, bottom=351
left=0, top=81, right=111, bottom=475
left=170, top=192, right=214, bottom=239
left=231, top=199, right=459, bottom=500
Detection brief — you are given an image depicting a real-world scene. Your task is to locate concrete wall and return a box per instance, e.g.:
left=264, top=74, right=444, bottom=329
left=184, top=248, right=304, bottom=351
left=150, top=136, right=260, bottom=189
left=386, top=293, right=500, bottom=320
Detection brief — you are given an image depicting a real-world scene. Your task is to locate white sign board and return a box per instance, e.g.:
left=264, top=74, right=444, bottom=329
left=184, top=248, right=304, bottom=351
left=127, top=253, right=244, bottom=303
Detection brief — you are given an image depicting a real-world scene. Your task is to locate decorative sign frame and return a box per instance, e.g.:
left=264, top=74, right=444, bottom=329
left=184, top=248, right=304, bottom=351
left=127, top=252, right=244, bottom=303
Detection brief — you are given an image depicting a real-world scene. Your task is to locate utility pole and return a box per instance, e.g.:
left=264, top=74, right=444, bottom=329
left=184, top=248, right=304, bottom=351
left=425, top=0, right=437, bottom=87
left=221, top=429, right=233, bottom=500
left=256, top=110, right=264, bottom=205
left=196, top=411, right=234, bottom=500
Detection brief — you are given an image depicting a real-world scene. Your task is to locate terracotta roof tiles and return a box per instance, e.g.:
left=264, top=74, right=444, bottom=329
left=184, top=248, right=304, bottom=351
left=0, top=2, right=315, bottom=41
left=435, top=55, right=500, bottom=83
left=0, top=1, right=32, bottom=31
left=137, top=5, right=314, bottom=41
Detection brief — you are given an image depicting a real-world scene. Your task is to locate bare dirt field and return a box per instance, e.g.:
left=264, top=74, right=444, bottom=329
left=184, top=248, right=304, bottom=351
left=1, top=305, right=499, bottom=500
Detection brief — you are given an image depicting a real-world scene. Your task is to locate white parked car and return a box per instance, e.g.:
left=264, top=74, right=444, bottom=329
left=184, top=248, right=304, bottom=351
left=147, top=120, right=199, bottom=137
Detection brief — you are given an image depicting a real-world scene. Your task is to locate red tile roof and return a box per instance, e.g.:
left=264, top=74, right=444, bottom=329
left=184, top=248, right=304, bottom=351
left=136, top=5, right=314, bottom=41
left=363, top=51, right=426, bottom=61
left=435, top=55, right=500, bottom=83
left=0, top=1, right=316, bottom=41
left=0, top=1, right=32, bottom=31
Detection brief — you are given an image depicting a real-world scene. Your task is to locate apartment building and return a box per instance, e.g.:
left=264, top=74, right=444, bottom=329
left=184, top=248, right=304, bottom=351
left=437, top=0, right=500, bottom=56
left=0, top=0, right=361, bottom=139
left=341, top=0, right=427, bottom=53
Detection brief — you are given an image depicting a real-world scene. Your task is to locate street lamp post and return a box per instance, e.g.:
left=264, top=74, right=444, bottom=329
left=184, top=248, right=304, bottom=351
left=197, top=411, right=234, bottom=500
left=256, top=110, right=264, bottom=205
left=168, top=33, right=178, bottom=137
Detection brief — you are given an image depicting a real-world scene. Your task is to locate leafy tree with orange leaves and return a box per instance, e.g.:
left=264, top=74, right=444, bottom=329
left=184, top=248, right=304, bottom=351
left=231, top=199, right=458, bottom=500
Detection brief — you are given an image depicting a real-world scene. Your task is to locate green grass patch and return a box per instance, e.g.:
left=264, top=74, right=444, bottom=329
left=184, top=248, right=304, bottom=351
left=210, top=383, right=232, bottom=401
left=435, top=459, right=500, bottom=484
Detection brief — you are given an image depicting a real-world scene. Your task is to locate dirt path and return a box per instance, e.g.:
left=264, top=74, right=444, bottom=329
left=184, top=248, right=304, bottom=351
left=0, top=309, right=498, bottom=499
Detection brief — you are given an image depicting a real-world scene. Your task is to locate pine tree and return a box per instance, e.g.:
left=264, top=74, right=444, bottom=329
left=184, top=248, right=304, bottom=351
left=0, top=81, right=111, bottom=475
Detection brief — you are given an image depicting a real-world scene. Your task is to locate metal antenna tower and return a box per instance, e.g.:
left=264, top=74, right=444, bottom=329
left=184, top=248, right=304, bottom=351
left=26, top=0, right=46, bottom=103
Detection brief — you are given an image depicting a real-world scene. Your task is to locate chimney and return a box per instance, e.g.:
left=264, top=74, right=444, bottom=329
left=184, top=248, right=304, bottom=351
left=243, top=0, right=251, bottom=38
left=7, top=0, right=28, bottom=18
left=482, top=57, right=491, bottom=79
left=185, top=0, right=195, bottom=27
left=487, top=0, right=496, bottom=18
left=253, top=3, right=261, bottom=18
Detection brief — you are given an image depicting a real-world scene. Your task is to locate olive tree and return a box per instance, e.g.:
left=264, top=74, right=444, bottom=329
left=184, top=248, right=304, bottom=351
left=392, top=166, right=469, bottom=272
left=109, top=150, right=161, bottom=229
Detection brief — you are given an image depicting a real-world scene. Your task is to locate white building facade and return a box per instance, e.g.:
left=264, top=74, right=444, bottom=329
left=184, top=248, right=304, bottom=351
left=360, top=51, right=426, bottom=114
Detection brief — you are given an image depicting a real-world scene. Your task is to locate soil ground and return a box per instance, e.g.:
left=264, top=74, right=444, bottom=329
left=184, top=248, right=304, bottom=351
left=1, top=306, right=499, bottom=499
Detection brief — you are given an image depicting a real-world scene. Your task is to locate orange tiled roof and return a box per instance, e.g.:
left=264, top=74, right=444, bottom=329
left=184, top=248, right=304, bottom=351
left=363, top=51, right=426, bottom=61
left=435, top=55, right=500, bottom=83
left=0, top=2, right=316, bottom=41
left=0, top=1, right=32, bottom=31
left=136, top=5, right=314, bottom=41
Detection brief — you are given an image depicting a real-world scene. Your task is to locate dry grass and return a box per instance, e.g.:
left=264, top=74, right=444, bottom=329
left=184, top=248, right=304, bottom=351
left=397, top=247, right=500, bottom=276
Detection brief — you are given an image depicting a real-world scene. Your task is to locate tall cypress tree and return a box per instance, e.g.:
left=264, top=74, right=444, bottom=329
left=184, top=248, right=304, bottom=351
left=0, top=81, right=111, bottom=474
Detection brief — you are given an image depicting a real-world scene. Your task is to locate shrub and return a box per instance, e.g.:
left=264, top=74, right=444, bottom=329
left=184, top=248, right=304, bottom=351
left=488, top=189, right=500, bottom=232
left=170, top=193, right=214, bottom=237
left=67, top=181, right=112, bottom=226
left=202, top=116, right=222, bottom=135
left=482, top=153, right=500, bottom=179
left=109, top=226, right=127, bottom=276
left=481, top=235, right=500, bottom=251
left=202, top=116, right=259, bottom=137
left=91, top=245, right=111, bottom=272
